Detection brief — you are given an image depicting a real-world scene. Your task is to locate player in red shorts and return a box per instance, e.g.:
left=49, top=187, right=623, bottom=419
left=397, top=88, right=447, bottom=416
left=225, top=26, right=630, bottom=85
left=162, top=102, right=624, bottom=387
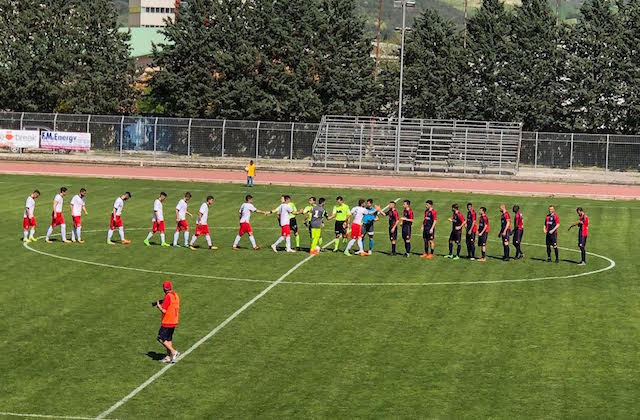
left=69, top=188, right=88, bottom=243
left=23, top=190, right=40, bottom=242
left=344, top=199, right=378, bottom=256
left=270, top=195, right=297, bottom=253
left=189, top=196, right=217, bottom=250
left=144, top=192, right=170, bottom=247
left=107, top=192, right=131, bottom=244
left=569, top=207, right=589, bottom=265
left=173, top=192, right=192, bottom=247
left=232, top=195, right=269, bottom=250
left=45, top=187, right=69, bottom=243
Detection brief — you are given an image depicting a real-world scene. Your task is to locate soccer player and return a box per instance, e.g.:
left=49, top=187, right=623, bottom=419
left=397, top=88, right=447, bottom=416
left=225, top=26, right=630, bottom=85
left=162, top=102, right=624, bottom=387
left=477, top=207, right=490, bottom=262
left=189, top=196, right=217, bottom=250
left=270, top=195, right=296, bottom=253
left=303, top=196, right=315, bottom=239
left=23, top=190, right=40, bottom=242
left=69, top=188, right=88, bottom=243
left=328, top=196, right=351, bottom=252
left=309, top=198, right=329, bottom=255
left=499, top=203, right=511, bottom=261
left=362, top=199, right=378, bottom=255
left=512, top=205, right=524, bottom=259
left=144, top=192, right=170, bottom=247
left=544, top=205, right=560, bottom=263
left=344, top=199, right=376, bottom=256
left=173, top=192, right=192, bottom=247
left=400, top=200, right=414, bottom=257
left=380, top=201, right=400, bottom=255
left=445, top=203, right=466, bottom=259
left=569, top=207, right=589, bottom=265
left=107, top=192, right=132, bottom=244
left=420, top=200, right=437, bottom=259
left=289, top=199, right=301, bottom=250
left=466, top=202, right=478, bottom=260
left=233, top=195, right=269, bottom=250
left=45, top=187, right=69, bottom=243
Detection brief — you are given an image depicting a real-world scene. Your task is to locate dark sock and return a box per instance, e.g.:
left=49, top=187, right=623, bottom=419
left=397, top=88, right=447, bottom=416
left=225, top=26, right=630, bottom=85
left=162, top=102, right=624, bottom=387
left=517, top=243, right=522, bottom=256
left=430, top=247, right=434, bottom=255
left=581, top=247, right=586, bottom=262
left=547, top=245, right=551, bottom=258
left=471, top=244, right=475, bottom=258
left=449, top=243, right=453, bottom=255
left=456, top=244, right=461, bottom=256
left=391, top=243, right=396, bottom=254
left=405, top=241, right=411, bottom=254
left=504, top=245, right=509, bottom=258
left=482, top=249, right=486, bottom=258
left=554, top=247, right=559, bottom=260
left=424, top=239, right=429, bottom=254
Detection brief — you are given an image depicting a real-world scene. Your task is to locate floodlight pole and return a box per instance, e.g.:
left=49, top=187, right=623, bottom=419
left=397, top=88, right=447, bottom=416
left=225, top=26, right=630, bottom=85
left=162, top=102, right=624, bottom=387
left=394, top=1, right=414, bottom=173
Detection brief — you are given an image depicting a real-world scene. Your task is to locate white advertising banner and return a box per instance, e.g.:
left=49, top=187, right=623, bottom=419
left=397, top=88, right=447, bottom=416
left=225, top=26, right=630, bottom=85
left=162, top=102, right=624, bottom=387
left=40, top=131, right=91, bottom=151
left=0, top=129, right=40, bottom=149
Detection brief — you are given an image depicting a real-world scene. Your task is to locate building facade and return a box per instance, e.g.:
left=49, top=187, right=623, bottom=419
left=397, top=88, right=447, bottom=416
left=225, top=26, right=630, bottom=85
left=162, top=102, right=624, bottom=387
left=129, top=0, right=184, bottom=27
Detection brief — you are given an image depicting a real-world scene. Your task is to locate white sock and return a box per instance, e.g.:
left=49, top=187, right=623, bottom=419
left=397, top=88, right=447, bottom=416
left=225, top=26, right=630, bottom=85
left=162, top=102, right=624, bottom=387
left=357, top=238, right=364, bottom=253
left=173, top=231, right=179, bottom=245
left=160, top=233, right=165, bottom=243
left=285, top=236, right=291, bottom=250
left=274, top=236, right=285, bottom=247
left=107, top=229, right=114, bottom=241
left=184, top=231, right=189, bottom=246
left=23, top=231, right=28, bottom=241
left=345, top=239, right=356, bottom=252
left=46, top=226, right=53, bottom=240
left=190, top=235, right=197, bottom=246
left=77, top=226, right=82, bottom=241
left=60, top=224, right=66, bottom=240
left=205, top=235, right=212, bottom=247
left=146, top=232, right=153, bottom=241
left=29, top=228, right=35, bottom=238
left=249, top=235, right=257, bottom=248
left=118, top=227, right=125, bottom=241
left=233, top=235, right=241, bottom=247
left=71, top=227, right=76, bottom=241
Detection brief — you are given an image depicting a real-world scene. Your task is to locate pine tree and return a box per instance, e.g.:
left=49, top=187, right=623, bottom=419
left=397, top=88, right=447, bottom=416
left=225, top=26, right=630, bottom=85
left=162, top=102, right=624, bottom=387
left=619, top=0, right=640, bottom=133
left=402, top=9, right=466, bottom=119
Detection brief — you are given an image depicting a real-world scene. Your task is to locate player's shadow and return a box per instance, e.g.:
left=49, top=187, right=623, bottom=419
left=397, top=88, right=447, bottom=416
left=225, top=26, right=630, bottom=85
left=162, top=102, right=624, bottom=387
left=146, top=351, right=167, bottom=361
left=531, top=257, right=550, bottom=262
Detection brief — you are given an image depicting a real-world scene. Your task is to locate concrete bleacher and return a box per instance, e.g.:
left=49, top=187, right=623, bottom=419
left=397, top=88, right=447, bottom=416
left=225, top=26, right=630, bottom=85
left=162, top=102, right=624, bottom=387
left=312, top=116, right=522, bottom=174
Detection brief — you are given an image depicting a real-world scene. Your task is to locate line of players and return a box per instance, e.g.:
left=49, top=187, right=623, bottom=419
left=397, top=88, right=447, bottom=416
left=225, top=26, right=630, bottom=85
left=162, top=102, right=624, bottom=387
left=23, top=188, right=590, bottom=264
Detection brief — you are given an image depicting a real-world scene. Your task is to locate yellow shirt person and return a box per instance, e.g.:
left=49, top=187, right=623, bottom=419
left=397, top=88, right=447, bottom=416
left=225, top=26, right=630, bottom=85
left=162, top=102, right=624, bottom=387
left=246, top=160, right=256, bottom=187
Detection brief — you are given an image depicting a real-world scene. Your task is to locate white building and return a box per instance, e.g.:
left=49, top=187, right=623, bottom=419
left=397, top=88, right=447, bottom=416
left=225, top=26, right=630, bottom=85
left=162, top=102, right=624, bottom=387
left=129, top=0, right=185, bottom=27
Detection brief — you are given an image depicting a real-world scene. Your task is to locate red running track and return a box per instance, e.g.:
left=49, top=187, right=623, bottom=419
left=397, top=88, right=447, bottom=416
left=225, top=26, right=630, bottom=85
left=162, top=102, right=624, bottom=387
left=0, top=161, right=639, bottom=200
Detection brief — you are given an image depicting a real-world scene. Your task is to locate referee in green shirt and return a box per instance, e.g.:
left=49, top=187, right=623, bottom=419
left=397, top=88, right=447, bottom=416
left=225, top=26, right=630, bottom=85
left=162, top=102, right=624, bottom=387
left=328, top=196, right=351, bottom=252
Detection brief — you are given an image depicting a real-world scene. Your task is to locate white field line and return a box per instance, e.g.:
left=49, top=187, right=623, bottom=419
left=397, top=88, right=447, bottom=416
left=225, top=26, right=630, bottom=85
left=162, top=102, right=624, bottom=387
left=0, top=412, right=113, bottom=420
left=95, top=238, right=337, bottom=419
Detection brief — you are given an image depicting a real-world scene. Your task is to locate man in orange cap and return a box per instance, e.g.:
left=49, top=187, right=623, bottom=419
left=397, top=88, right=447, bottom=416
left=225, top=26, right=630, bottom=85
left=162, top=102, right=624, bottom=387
left=156, top=280, right=180, bottom=363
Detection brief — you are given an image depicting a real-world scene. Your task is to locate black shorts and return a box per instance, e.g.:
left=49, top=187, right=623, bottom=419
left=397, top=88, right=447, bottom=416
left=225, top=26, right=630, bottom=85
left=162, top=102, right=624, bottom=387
left=501, top=229, right=511, bottom=241
left=363, top=222, right=374, bottom=236
left=402, top=224, right=412, bottom=241
left=513, top=229, right=523, bottom=244
left=546, top=232, right=557, bottom=246
left=578, top=234, right=587, bottom=247
left=479, top=232, right=488, bottom=246
left=423, top=227, right=435, bottom=241
left=466, top=231, right=476, bottom=243
left=157, top=326, right=175, bottom=342
left=289, top=218, right=298, bottom=234
left=335, top=221, right=347, bottom=236
left=449, top=229, right=462, bottom=244
left=389, top=226, right=397, bottom=241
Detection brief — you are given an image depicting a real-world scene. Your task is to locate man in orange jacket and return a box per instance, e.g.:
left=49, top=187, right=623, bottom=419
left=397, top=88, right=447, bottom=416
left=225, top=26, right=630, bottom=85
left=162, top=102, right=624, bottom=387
left=156, top=280, right=180, bottom=363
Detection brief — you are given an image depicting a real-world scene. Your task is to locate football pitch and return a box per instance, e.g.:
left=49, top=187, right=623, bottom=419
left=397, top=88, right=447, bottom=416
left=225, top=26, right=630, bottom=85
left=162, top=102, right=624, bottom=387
left=1, top=174, right=639, bottom=419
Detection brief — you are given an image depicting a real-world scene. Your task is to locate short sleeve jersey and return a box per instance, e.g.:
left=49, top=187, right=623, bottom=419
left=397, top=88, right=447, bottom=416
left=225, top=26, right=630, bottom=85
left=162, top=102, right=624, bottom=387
left=198, top=203, right=209, bottom=225
left=545, top=213, right=559, bottom=232
left=467, top=209, right=477, bottom=233
left=351, top=206, right=369, bottom=225
left=403, top=208, right=414, bottom=225
left=388, top=208, right=399, bottom=227
left=239, top=203, right=256, bottom=223
left=176, top=199, right=188, bottom=221
left=479, top=214, right=490, bottom=233
left=332, top=203, right=350, bottom=222
left=579, top=214, right=589, bottom=237
left=501, top=211, right=511, bottom=231
left=71, top=195, right=85, bottom=217
left=452, top=210, right=464, bottom=230
left=424, top=209, right=436, bottom=230
left=113, top=197, right=124, bottom=216
left=153, top=199, right=164, bottom=222
left=25, top=196, right=35, bottom=218
left=278, top=203, right=293, bottom=226
left=303, top=205, right=313, bottom=222
left=54, top=194, right=63, bottom=213
left=362, top=208, right=377, bottom=224
left=514, top=212, right=524, bottom=230
left=310, top=205, right=327, bottom=229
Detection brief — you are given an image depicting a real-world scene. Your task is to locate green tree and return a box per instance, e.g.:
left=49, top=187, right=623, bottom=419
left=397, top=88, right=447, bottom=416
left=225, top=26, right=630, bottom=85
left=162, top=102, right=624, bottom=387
left=619, top=0, right=640, bottom=132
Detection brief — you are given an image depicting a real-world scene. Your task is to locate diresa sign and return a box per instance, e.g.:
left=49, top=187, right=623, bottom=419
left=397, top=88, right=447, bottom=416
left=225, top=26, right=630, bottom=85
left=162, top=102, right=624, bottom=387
left=40, top=130, right=91, bottom=151
left=0, top=129, right=40, bottom=149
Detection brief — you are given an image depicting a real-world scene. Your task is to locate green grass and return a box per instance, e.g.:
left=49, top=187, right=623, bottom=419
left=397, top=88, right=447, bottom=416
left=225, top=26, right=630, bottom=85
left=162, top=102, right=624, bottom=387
left=1, top=174, right=638, bottom=419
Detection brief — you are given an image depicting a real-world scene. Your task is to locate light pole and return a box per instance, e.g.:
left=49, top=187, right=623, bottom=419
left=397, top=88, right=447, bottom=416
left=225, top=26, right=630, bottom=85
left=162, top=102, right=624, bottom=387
left=393, top=0, right=415, bottom=172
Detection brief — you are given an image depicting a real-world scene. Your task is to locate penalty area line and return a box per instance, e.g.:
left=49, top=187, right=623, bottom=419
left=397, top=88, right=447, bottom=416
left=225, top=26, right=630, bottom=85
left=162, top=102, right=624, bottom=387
left=95, top=238, right=336, bottom=419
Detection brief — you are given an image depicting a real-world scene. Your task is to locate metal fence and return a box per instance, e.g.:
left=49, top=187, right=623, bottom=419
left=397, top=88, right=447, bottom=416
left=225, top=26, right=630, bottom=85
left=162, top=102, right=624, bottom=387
left=1, top=111, right=639, bottom=173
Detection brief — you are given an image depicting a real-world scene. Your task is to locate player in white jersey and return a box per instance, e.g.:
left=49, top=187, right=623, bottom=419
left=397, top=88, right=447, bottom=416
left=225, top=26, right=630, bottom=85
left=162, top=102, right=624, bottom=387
left=45, top=187, right=69, bottom=243
left=23, top=190, right=40, bottom=242
left=232, top=194, right=269, bottom=250
left=107, top=192, right=131, bottom=244
left=173, top=192, right=192, bottom=247
left=189, top=196, right=217, bottom=250
left=270, top=195, right=297, bottom=253
left=69, top=188, right=88, bottom=243
left=144, top=192, right=170, bottom=247
left=344, top=199, right=378, bottom=256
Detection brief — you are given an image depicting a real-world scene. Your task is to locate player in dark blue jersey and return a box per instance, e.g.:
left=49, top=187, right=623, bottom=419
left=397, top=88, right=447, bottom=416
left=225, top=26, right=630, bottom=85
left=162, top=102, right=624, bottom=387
left=401, top=200, right=414, bottom=257
left=420, top=200, right=437, bottom=259
left=445, top=203, right=466, bottom=260
left=380, top=201, right=400, bottom=255
left=499, top=203, right=511, bottom=261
